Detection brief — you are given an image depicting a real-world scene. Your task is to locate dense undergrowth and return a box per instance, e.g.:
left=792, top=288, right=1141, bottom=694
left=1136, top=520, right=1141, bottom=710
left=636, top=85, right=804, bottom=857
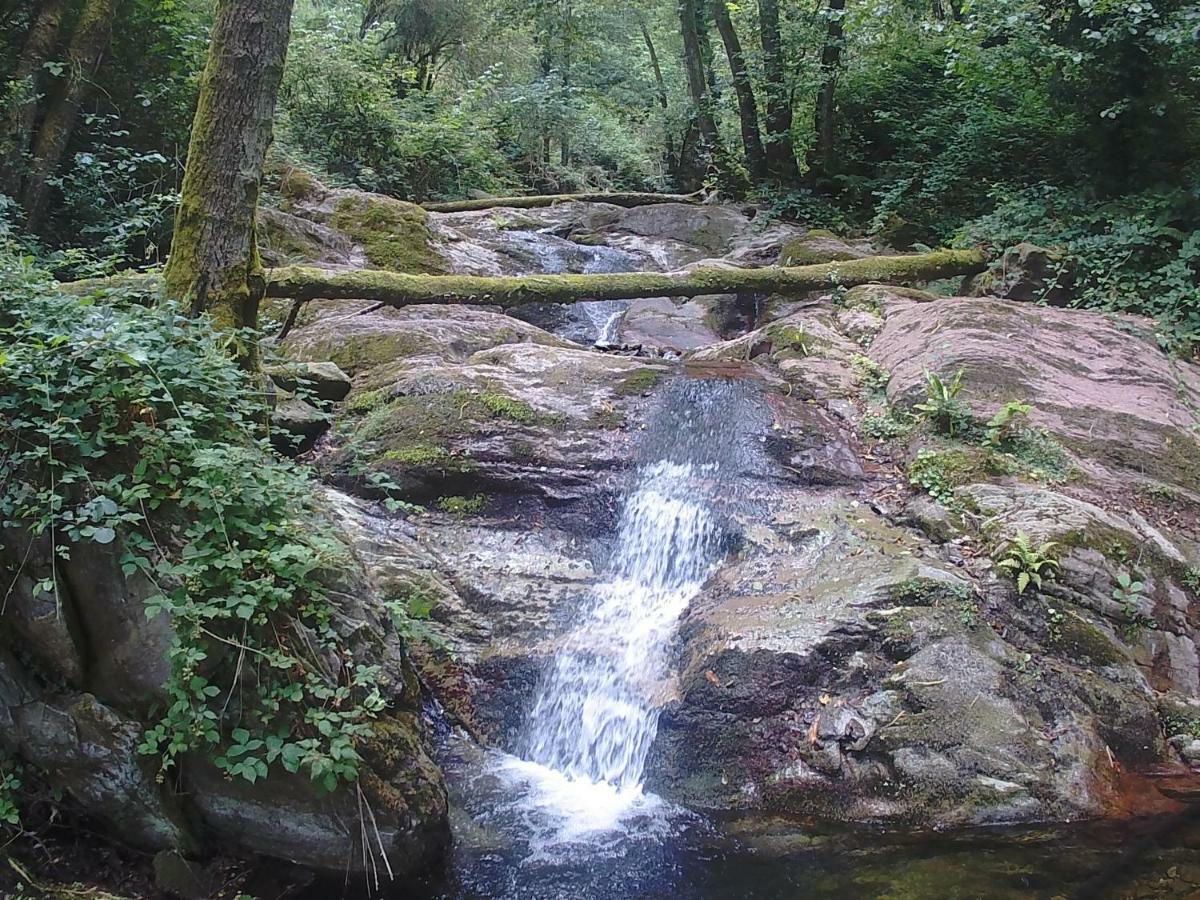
left=0, top=250, right=385, bottom=797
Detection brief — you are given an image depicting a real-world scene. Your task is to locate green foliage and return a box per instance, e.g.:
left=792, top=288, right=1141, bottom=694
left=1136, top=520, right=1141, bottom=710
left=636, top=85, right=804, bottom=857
left=959, top=184, right=1200, bottom=351
left=861, top=411, right=912, bottom=441
left=278, top=11, right=514, bottom=201
left=0, top=753, right=21, bottom=828
left=385, top=588, right=446, bottom=649
left=914, top=369, right=972, bottom=437
left=851, top=354, right=889, bottom=395
left=996, top=531, right=1060, bottom=595
left=984, top=402, right=1032, bottom=449
left=907, top=449, right=967, bottom=507
left=0, top=253, right=383, bottom=792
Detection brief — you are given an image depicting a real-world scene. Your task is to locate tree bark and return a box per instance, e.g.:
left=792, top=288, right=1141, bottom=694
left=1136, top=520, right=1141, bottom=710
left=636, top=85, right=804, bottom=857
left=423, top=191, right=701, bottom=213
left=712, top=0, right=767, bottom=180
left=1, top=0, right=70, bottom=197
left=811, top=0, right=846, bottom=172
left=20, top=0, right=115, bottom=231
left=263, top=249, right=987, bottom=306
left=678, top=0, right=720, bottom=182
left=757, top=0, right=800, bottom=183
left=640, top=20, right=678, bottom=172
left=163, top=0, right=295, bottom=363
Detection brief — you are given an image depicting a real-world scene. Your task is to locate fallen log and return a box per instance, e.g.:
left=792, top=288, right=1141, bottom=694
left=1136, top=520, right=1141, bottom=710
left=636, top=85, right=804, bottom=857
left=422, top=191, right=701, bottom=213
left=265, top=248, right=987, bottom=307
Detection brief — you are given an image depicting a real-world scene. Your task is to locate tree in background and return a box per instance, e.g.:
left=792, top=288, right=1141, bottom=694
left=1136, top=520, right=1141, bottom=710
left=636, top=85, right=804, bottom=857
left=163, top=0, right=295, bottom=354
left=713, top=0, right=766, bottom=180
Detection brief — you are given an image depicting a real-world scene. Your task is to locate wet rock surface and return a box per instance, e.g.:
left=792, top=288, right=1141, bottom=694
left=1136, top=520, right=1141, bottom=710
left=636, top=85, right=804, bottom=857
left=271, top=197, right=1200, bottom=834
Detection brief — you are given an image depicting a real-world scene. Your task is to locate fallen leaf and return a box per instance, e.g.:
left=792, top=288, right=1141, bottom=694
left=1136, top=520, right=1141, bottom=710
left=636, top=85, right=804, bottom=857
left=819, top=693, right=832, bottom=706
left=807, top=715, right=821, bottom=746
left=705, top=670, right=720, bottom=687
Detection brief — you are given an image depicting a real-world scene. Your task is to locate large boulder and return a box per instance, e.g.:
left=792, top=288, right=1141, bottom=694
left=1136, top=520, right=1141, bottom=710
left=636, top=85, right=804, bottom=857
left=870, top=297, right=1200, bottom=496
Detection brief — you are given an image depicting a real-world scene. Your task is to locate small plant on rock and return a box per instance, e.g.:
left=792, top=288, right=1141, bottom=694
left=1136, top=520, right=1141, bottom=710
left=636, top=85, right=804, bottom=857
left=914, top=369, right=972, bottom=437
left=983, top=401, right=1032, bottom=449
left=996, top=531, right=1060, bottom=595
left=851, top=354, right=890, bottom=395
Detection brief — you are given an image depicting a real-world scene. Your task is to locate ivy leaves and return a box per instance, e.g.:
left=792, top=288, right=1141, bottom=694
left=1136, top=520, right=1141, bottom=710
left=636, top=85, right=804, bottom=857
left=1, top=268, right=385, bottom=794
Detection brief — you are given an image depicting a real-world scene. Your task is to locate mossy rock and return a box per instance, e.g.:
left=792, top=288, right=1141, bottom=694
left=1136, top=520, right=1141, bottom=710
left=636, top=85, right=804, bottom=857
left=843, top=283, right=938, bottom=312
left=344, top=388, right=557, bottom=472
left=1049, top=611, right=1127, bottom=666
left=614, top=367, right=666, bottom=396
left=779, top=230, right=870, bottom=267
left=330, top=194, right=446, bottom=274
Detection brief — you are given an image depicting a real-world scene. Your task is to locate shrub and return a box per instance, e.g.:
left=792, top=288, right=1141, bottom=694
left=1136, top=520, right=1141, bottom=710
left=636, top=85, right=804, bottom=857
left=0, top=252, right=384, bottom=792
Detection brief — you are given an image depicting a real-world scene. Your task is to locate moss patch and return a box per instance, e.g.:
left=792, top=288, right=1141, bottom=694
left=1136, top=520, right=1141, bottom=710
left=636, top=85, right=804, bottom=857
left=330, top=194, right=446, bottom=274
left=615, top=368, right=665, bottom=396
left=344, top=388, right=557, bottom=470
left=437, top=494, right=487, bottom=515
left=1049, top=612, right=1126, bottom=666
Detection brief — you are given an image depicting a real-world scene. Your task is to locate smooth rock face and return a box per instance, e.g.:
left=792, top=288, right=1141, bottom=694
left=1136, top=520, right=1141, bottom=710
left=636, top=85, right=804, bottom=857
left=871, top=297, right=1200, bottom=495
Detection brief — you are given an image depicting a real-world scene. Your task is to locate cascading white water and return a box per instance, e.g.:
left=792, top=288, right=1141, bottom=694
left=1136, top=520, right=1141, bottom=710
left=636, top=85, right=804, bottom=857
left=521, top=459, right=724, bottom=789
left=475, top=380, right=765, bottom=855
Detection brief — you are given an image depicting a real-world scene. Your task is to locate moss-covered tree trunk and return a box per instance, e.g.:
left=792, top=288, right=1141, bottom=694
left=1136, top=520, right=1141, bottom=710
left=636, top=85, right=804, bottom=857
left=0, top=0, right=69, bottom=198
left=20, top=0, right=115, bottom=231
left=163, top=0, right=295, bottom=361
left=265, top=248, right=988, bottom=306
left=713, top=0, right=767, bottom=181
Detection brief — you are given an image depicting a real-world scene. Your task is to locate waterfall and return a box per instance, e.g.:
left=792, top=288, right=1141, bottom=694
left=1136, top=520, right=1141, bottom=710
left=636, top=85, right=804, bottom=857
left=521, top=457, right=723, bottom=788
left=482, top=379, right=765, bottom=853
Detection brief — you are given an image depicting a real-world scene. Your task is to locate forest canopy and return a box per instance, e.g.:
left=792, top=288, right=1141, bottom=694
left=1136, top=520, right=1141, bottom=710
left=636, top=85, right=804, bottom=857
left=1, top=0, right=1198, bottom=346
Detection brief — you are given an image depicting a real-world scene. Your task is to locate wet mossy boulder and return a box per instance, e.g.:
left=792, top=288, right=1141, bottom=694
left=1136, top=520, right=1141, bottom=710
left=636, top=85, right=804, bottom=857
left=329, top=193, right=446, bottom=274
left=779, top=229, right=874, bottom=266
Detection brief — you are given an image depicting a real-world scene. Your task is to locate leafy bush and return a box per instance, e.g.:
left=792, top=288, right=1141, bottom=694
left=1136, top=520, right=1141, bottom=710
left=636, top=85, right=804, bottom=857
left=278, top=16, right=515, bottom=201
left=959, top=184, right=1200, bottom=352
left=0, top=252, right=384, bottom=791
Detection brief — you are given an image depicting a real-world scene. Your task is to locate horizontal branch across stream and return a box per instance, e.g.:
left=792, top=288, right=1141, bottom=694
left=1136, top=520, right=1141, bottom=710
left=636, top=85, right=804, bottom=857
left=264, top=249, right=987, bottom=306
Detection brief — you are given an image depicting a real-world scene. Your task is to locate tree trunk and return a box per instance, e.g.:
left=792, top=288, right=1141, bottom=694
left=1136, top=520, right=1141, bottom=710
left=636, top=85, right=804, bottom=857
left=423, top=191, right=700, bottom=213
left=811, top=0, right=846, bottom=172
left=641, top=20, right=679, bottom=175
left=678, top=0, right=720, bottom=184
left=264, top=249, right=988, bottom=306
left=757, top=0, right=799, bottom=183
left=20, top=0, right=115, bottom=231
left=1, top=0, right=69, bottom=197
left=163, top=0, right=295, bottom=364
left=712, top=0, right=767, bottom=180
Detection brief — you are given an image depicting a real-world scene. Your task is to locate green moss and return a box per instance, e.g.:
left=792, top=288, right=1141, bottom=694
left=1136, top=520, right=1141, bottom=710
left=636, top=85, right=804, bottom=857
left=1049, top=612, right=1126, bottom=666
left=768, top=323, right=812, bottom=356
left=479, top=391, right=539, bottom=423
left=890, top=577, right=972, bottom=607
left=615, top=368, right=665, bottom=396
left=345, top=388, right=555, bottom=470
left=437, top=494, right=487, bottom=515
left=780, top=231, right=861, bottom=266
left=330, top=194, right=446, bottom=274
left=843, top=283, right=937, bottom=311
left=381, top=444, right=454, bottom=467
left=346, top=388, right=387, bottom=413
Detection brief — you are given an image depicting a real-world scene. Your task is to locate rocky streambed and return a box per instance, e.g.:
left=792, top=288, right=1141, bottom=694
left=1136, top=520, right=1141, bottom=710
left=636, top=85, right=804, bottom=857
left=272, top=181, right=1200, bottom=889
left=4, top=177, right=1200, bottom=897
